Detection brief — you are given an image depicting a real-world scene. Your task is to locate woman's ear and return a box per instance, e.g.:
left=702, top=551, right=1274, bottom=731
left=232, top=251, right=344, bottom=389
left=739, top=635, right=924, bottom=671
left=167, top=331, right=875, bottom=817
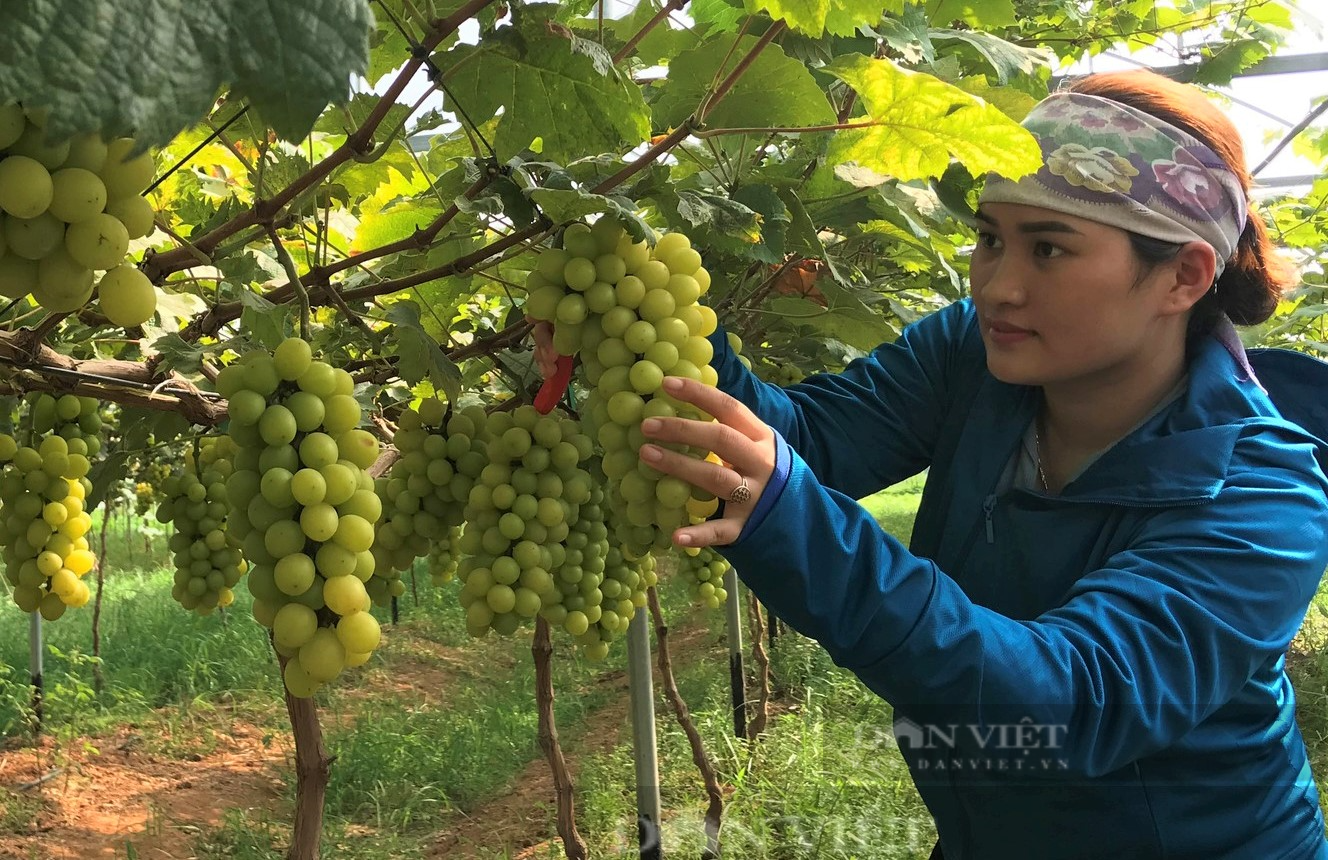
left=1160, top=241, right=1218, bottom=315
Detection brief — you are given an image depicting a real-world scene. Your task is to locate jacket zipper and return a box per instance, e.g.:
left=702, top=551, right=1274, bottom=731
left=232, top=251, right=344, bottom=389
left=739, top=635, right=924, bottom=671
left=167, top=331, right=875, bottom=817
left=983, top=494, right=997, bottom=543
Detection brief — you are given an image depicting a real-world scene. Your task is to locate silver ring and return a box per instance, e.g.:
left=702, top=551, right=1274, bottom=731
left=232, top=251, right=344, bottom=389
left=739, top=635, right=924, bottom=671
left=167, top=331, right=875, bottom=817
left=729, top=476, right=752, bottom=505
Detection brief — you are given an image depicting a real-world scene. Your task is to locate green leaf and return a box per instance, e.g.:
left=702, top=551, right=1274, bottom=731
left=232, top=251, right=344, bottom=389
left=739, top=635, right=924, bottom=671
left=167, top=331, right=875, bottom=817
left=778, top=190, right=829, bottom=261
left=651, top=37, right=837, bottom=132
left=315, top=93, right=413, bottom=139
left=87, top=450, right=134, bottom=512
left=953, top=75, right=1038, bottom=122
left=238, top=290, right=289, bottom=350
left=868, top=5, right=934, bottom=64
left=766, top=296, right=895, bottom=352
left=1191, top=39, right=1272, bottom=86
left=655, top=189, right=763, bottom=244
left=823, top=54, right=1040, bottom=182
left=693, top=0, right=748, bottom=33
left=926, top=0, right=1015, bottom=28
left=354, top=199, right=446, bottom=255
left=731, top=184, right=793, bottom=262
left=610, top=0, right=699, bottom=65
left=154, top=289, right=209, bottom=326
left=527, top=188, right=655, bottom=242
left=148, top=333, right=224, bottom=375
left=0, top=0, right=374, bottom=147
left=434, top=7, right=650, bottom=162
left=744, top=0, right=905, bottom=37
left=928, top=29, right=1051, bottom=84
left=383, top=301, right=462, bottom=404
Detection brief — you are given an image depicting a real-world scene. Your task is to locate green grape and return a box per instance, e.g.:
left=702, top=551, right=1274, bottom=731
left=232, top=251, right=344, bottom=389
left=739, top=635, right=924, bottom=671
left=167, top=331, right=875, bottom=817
left=64, top=213, right=130, bottom=270
left=47, top=168, right=108, bottom=224
left=0, top=155, right=54, bottom=219
left=96, top=264, right=156, bottom=327
left=8, top=212, right=67, bottom=261
left=99, top=138, right=155, bottom=198
left=104, top=195, right=156, bottom=240
left=676, top=546, right=731, bottom=609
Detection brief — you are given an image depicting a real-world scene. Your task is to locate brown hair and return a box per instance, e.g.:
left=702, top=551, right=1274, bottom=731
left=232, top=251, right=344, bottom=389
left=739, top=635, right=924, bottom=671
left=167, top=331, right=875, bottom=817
left=1067, top=70, right=1296, bottom=329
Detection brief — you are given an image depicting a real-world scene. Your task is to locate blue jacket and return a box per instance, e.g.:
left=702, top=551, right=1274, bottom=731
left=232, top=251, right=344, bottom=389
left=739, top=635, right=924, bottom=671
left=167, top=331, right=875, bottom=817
left=710, top=298, right=1328, bottom=859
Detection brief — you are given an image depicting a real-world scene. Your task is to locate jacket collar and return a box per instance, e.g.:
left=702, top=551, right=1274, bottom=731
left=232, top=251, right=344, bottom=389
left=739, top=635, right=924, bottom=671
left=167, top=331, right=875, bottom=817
left=991, top=329, right=1328, bottom=506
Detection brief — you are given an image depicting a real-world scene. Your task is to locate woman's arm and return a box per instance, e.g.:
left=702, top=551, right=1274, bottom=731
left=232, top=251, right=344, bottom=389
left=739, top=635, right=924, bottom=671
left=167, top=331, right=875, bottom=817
left=714, top=428, right=1328, bottom=778
left=707, top=300, right=979, bottom=500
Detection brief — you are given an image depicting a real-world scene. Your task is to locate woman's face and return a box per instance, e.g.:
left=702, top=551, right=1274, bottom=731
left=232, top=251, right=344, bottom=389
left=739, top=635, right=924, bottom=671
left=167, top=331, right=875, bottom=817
left=970, top=202, right=1187, bottom=390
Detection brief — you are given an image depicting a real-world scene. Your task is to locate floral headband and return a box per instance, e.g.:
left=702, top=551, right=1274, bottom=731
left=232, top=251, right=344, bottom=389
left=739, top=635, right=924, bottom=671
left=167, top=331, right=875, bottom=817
left=979, top=91, right=1247, bottom=275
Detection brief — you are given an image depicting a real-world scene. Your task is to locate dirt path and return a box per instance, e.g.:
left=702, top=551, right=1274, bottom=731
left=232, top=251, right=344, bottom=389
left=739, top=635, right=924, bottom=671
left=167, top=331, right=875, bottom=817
left=0, top=721, right=287, bottom=860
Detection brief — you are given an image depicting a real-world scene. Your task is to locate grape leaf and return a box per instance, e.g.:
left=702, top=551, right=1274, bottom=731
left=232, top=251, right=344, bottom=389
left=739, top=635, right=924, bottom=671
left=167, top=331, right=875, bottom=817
left=86, top=450, right=135, bottom=511
left=655, top=189, right=762, bottom=244
left=768, top=296, right=894, bottom=352
left=433, top=7, right=650, bottom=163
left=1191, top=38, right=1271, bottom=86
left=383, top=301, right=462, bottom=404
left=869, top=5, right=934, bottom=64
left=928, top=29, right=1051, bottom=84
left=926, top=0, right=1016, bottom=28
left=527, top=188, right=655, bottom=243
left=0, top=0, right=374, bottom=147
left=693, top=0, right=747, bottom=33
left=822, top=54, right=1040, bottom=182
left=744, top=0, right=905, bottom=36
left=610, top=0, right=699, bottom=65
left=651, top=37, right=836, bottom=132
left=238, top=290, right=289, bottom=350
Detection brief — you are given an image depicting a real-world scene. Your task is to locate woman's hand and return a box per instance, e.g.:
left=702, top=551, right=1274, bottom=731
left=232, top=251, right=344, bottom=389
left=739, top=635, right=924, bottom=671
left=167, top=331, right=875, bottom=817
left=640, top=376, right=777, bottom=548
left=526, top=318, right=559, bottom=379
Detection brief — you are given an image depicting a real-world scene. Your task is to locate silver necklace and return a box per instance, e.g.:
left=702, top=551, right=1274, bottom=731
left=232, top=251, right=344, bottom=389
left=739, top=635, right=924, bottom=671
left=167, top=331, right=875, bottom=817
left=1034, top=420, right=1049, bottom=491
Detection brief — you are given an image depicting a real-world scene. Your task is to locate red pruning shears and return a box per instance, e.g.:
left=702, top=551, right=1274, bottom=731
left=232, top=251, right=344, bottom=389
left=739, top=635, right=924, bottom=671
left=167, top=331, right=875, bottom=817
left=534, top=354, right=574, bottom=414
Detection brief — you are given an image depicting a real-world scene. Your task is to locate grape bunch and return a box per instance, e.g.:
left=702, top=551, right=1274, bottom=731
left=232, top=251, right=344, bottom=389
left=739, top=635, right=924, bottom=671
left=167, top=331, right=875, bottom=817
left=218, top=337, right=385, bottom=698
left=541, top=471, right=613, bottom=658
left=523, top=220, right=721, bottom=557
left=454, top=405, right=599, bottom=640
left=371, top=398, right=485, bottom=587
left=0, top=103, right=157, bottom=324
left=155, top=436, right=248, bottom=615
left=677, top=546, right=731, bottom=609
left=764, top=363, right=806, bottom=386
left=584, top=506, right=658, bottom=657
left=133, top=481, right=155, bottom=516
left=427, top=526, right=463, bottom=585
left=0, top=395, right=99, bottom=620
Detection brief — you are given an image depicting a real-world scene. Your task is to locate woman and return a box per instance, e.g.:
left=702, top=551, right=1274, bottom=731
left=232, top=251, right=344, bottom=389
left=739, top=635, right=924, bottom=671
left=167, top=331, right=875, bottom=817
left=638, top=70, right=1328, bottom=858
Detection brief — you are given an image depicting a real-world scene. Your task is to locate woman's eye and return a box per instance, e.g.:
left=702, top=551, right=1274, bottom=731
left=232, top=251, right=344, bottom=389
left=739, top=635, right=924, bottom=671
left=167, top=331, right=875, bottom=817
left=976, top=231, right=1002, bottom=249
left=1033, top=241, right=1064, bottom=259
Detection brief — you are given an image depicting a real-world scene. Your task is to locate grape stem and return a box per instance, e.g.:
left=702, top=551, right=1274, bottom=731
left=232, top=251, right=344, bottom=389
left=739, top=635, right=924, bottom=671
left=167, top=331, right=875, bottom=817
left=265, top=223, right=312, bottom=340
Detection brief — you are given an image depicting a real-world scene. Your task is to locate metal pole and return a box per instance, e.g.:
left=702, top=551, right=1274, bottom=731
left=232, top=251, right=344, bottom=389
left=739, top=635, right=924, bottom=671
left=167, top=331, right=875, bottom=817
left=724, top=568, right=746, bottom=739
left=29, top=612, right=43, bottom=736
left=626, top=608, right=662, bottom=858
